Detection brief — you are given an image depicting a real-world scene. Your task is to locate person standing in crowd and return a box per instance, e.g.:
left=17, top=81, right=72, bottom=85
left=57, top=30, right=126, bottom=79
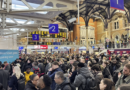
left=25, top=74, right=39, bottom=90
left=99, top=78, right=115, bottom=90
left=0, top=64, right=9, bottom=90
left=48, top=61, right=63, bottom=90
left=22, top=59, right=32, bottom=73
left=24, top=66, right=34, bottom=85
left=0, top=83, right=5, bottom=90
left=38, top=60, right=45, bottom=74
left=31, top=61, right=40, bottom=74
left=3, top=61, right=10, bottom=71
left=8, top=66, right=24, bottom=90
left=69, top=61, right=78, bottom=83
left=73, top=63, right=94, bottom=90
left=118, top=84, right=130, bottom=90
left=115, top=64, right=130, bottom=90
left=55, top=71, right=72, bottom=90
left=102, top=61, right=111, bottom=78
left=37, top=75, right=52, bottom=90
left=109, top=58, right=121, bottom=83
left=59, top=59, right=66, bottom=73
left=80, top=58, right=87, bottom=67
left=45, top=59, right=52, bottom=73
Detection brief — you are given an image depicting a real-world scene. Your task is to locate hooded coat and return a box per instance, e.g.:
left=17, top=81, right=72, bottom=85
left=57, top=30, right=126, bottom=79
left=73, top=67, right=94, bottom=90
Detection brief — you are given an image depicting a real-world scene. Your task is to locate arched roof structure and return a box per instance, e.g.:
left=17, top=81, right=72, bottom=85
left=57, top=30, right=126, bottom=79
left=56, top=0, right=130, bottom=31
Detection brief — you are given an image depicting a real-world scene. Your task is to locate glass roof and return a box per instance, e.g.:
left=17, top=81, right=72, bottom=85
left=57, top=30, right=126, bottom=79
left=12, top=0, right=52, bottom=14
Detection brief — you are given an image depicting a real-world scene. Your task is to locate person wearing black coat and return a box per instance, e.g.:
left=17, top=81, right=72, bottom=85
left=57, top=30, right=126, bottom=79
left=37, top=75, right=52, bottom=90
left=0, top=65, right=9, bottom=90
left=102, top=61, right=110, bottom=78
left=25, top=74, right=39, bottom=90
left=38, top=60, right=45, bottom=73
left=8, top=66, right=24, bottom=90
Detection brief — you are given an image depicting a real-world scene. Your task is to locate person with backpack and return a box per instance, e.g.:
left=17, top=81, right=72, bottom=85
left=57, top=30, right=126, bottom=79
left=55, top=71, right=74, bottom=90
left=8, top=66, right=24, bottom=90
left=24, top=66, right=34, bottom=85
left=31, top=61, right=41, bottom=75
left=73, top=63, right=95, bottom=90
left=25, top=74, right=39, bottom=90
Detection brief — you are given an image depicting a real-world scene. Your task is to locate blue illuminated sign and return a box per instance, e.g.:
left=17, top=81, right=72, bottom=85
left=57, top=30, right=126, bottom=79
left=49, top=24, right=59, bottom=34
left=19, top=46, right=24, bottom=50
left=32, top=34, right=39, bottom=40
left=54, top=47, right=58, bottom=49
left=110, top=0, right=124, bottom=10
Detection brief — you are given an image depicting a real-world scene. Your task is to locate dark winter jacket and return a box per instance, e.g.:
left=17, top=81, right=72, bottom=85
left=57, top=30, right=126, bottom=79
left=102, top=66, right=110, bottom=78
left=31, top=66, right=40, bottom=74
left=73, top=67, right=94, bottom=90
left=70, top=70, right=77, bottom=83
left=25, top=81, right=37, bottom=90
left=48, top=68, right=63, bottom=90
left=45, top=63, right=51, bottom=73
left=8, top=74, right=24, bottom=90
left=0, top=69, right=9, bottom=90
left=59, top=64, right=66, bottom=73
left=55, top=78, right=72, bottom=90
left=41, top=87, right=51, bottom=90
left=38, top=63, right=45, bottom=73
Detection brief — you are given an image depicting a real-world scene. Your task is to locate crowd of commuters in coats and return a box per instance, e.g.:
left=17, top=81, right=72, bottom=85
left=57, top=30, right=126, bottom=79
left=0, top=53, right=130, bottom=90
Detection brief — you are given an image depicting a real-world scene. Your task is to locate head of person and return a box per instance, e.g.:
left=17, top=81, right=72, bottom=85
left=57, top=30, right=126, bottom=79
left=30, top=74, right=39, bottom=86
left=52, top=61, right=59, bottom=70
left=111, top=58, right=117, bottom=64
left=26, top=66, right=31, bottom=74
left=118, top=84, right=130, bottom=90
left=27, top=59, right=31, bottom=63
left=38, top=60, right=42, bottom=64
left=72, top=61, right=79, bottom=71
left=4, top=61, right=8, bottom=65
left=77, top=63, right=85, bottom=72
left=80, top=58, right=85, bottom=64
left=91, top=64, right=101, bottom=72
left=123, top=64, right=130, bottom=76
left=37, top=75, right=52, bottom=89
left=102, top=61, right=109, bottom=68
left=100, top=78, right=115, bottom=90
left=121, top=57, right=126, bottom=63
left=13, top=66, right=21, bottom=79
left=54, top=71, right=64, bottom=85
left=47, top=59, right=52, bottom=63
left=59, top=59, right=64, bottom=65
left=32, top=61, right=38, bottom=67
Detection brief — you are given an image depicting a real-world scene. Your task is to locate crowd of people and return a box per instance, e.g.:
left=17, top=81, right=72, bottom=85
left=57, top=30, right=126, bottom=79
left=0, top=52, right=130, bottom=90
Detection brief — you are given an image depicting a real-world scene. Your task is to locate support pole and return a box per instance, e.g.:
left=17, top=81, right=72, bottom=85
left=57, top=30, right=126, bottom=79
left=86, top=27, right=89, bottom=51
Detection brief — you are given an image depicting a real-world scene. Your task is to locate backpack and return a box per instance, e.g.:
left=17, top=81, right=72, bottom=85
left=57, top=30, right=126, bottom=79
left=81, top=74, right=97, bottom=90
left=33, top=68, right=40, bottom=75
left=17, top=78, right=25, bottom=90
left=61, top=83, right=76, bottom=90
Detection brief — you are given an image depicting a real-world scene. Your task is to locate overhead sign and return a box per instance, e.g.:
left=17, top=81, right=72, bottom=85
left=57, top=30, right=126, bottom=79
left=34, top=45, right=40, bottom=49
left=32, top=34, right=39, bottom=40
left=54, top=47, right=58, bottom=49
left=110, top=0, right=124, bottom=10
left=49, top=24, right=59, bottom=34
left=0, top=50, right=19, bottom=63
left=19, top=46, right=24, bottom=50
left=40, top=45, right=48, bottom=49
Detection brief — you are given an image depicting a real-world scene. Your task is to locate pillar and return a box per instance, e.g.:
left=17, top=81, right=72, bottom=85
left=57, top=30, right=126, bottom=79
left=107, top=20, right=111, bottom=40
left=86, top=27, right=89, bottom=50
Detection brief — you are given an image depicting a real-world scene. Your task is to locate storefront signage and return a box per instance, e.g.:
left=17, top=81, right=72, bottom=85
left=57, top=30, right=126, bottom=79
left=34, top=45, right=48, bottom=49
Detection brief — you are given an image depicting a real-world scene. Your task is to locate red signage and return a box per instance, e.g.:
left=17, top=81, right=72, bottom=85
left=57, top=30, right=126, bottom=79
left=40, top=45, right=48, bottom=49
left=34, top=45, right=48, bottom=49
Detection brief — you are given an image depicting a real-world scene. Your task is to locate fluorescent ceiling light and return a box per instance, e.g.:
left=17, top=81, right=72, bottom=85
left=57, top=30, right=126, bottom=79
left=20, top=29, right=25, bottom=31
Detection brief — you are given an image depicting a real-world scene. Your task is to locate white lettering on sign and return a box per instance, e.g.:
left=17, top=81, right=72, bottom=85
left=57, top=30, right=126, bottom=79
left=35, top=35, right=37, bottom=40
left=49, top=26, right=56, bottom=32
left=117, top=0, right=118, bottom=4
